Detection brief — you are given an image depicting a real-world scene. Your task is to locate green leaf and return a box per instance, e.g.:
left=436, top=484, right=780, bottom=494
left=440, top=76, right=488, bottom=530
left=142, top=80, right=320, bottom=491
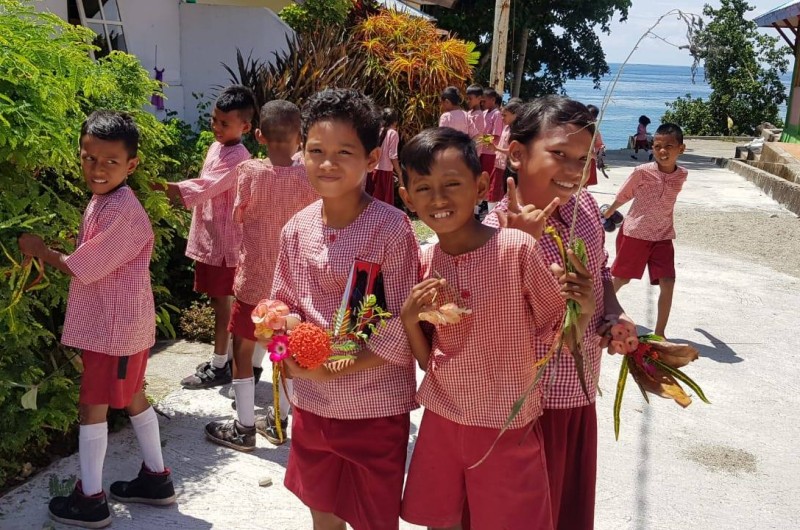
left=613, top=357, right=629, bottom=441
left=21, top=385, right=38, bottom=410
left=652, top=359, right=711, bottom=404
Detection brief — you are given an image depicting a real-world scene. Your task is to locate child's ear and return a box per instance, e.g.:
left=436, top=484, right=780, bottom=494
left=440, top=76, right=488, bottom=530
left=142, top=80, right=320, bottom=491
left=242, top=120, right=253, bottom=135
left=507, top=140, right=524, bottom=171
left=126, top=156, right=139, bottom=176
left=255, top=129, right=267, bottom=145
left=398, top=186, right=416, bottom=213
left=367, top=147, right=381, bottom=170
left=476, top=171, right=490, bottom=201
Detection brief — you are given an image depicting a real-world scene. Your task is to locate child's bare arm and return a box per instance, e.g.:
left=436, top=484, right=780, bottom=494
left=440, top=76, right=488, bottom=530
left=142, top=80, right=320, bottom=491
left=598, top=280, right=636, bottom=355
left=18, top=234, right=73, bottom=276
left=400, top=278, right=444, bottom=369
left=602, top=199, right=627, bottom=218
left=552, top=249, right=596, bottom=339
left=391, top=158, right=402, bottom=179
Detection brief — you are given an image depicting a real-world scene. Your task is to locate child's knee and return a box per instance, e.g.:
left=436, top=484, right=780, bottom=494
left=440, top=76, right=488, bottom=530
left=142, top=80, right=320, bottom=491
left=79, top=403, right=109, bottom=425
left=659, top=277, right=675, bottom=287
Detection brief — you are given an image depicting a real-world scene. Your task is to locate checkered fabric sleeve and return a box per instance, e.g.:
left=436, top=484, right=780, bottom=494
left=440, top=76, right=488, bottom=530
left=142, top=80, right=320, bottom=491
left=270, top=200, right=420, bottom=419
left=177, top=141, right=251, bottom=266
left=616, top=162, right=688, bottom=241
left=485, top=191, right=609, bottom=408
left=61, top=186, right=155, bottom=356
left=232, top=159, right=317, bottom=305
left=415, top=228, right=564, bottom=429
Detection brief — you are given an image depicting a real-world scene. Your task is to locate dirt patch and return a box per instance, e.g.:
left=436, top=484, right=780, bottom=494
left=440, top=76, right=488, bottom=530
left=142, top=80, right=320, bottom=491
left=684, top=443, right=758, bottom=475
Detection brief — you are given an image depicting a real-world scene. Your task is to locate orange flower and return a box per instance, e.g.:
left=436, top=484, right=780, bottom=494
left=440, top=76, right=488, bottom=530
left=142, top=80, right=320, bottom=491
left=289, top=322, right=332, bottom=370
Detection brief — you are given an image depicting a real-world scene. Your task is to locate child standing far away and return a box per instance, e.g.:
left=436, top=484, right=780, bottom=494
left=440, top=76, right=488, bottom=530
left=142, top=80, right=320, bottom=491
left=398, top=127, right=594, bottom=529
left=164, top=86, right=255, bottom=390
left=603, top=123, right=687, bottom=339
left=368, top=107, right=402, bottom=206
left=484, top=96, right=636, bottom=530
left=439, top=86, right=470, bottom=135
left=631, top=114, right=652, bottom=160
left=204, top=100, right=317, bottom=452
left=586, top=104, right=608, bottom=185
left=488, top=96, right=523, bottom=210
left=271, top=89, right=421, bottom=530
left=465, top=84, right=487, bottom=217
left=19, top=111, right=175, bottom=528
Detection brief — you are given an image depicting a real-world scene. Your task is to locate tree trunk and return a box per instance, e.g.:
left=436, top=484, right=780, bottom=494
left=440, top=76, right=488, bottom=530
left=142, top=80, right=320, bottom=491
left=512, top=24, right=529, bottom=98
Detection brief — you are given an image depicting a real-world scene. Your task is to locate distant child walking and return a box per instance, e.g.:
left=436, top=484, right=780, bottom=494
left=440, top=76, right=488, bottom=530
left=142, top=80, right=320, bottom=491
left=204, top=100, right=317, bottom=452
left=368, top=107, right=402, bottom=206
left=164, top=86, right=256, bottom=390
left=481, top=87, right=503, bottom=175
left=19, top=111, right=175, bottom=528
left=586, top=104, right=608, bottom=185
left=484, top=96, right=634, bottom=530
left=603, top=123, right=687, bottom=338
left=398, top=127, right=593, bottom=529
left=488, top=97, right=523, bottom=209
left=272, top=89, right=420, bottom=530
left=631, top=114, right=652, bottom=160
left=439, top=86, right=470, bottom=135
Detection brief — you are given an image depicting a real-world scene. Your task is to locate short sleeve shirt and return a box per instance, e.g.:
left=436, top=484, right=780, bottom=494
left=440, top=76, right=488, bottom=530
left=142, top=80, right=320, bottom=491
left=376, top=129, right=399, bottom=172
left=62, top=186, right=155, bottom=356
left=616, top=163, right=688, bottom=241
left=439, top=110, right=470, bottom=135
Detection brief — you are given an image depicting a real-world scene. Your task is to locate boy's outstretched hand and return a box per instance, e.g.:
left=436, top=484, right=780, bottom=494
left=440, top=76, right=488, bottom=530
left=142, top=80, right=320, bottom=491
left=18, top=234, right=48, bottom=259
left=494, top=178, right=559, bottom=240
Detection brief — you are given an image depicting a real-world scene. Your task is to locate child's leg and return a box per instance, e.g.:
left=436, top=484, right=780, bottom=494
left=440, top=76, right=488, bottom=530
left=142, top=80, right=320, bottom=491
left=78, top=403, right=110, bottom=496
left=310, top=510, right=346, bottom=530
left=126, top=391, right=165, bottom=473
left=232, top=335, right=256, bottom=427
left=655, top=278, right=675, bottom=338
left=210, top=295, right=233, bottom=357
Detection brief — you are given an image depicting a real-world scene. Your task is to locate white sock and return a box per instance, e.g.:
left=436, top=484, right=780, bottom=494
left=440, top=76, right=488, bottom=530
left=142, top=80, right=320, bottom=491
left=488, top=201, right=497, bottom=211
left=211, top=352, right=228, bottom=369
left=252, top=343, right=266, bottom=369
left=130, top=407, right=165, bottom=473
left=234, top=377, right=255, bottom=427
left=79, top=423, right=108, bottom=496
left=278, top=378, right=292, bottom=421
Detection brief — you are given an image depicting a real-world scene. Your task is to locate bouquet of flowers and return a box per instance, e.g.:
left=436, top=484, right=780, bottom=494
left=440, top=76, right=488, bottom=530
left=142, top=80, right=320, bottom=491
left=477, top=134, right=495, bottom=147
left=611, top=323, right=710, bottom=440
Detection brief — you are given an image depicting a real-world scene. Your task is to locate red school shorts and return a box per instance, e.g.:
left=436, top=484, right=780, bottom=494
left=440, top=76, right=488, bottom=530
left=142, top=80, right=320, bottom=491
left=538, top=404, right=598, bottom=530
left=79, top=349, right=149, bottom=409
left=479, top=152, right=496, bottom=177
left=612, top=229, right=676, bottom=285
left=488, top=166, right=506, bottom=202
left=285, top=407, right=410, bottom=530
left=370, top=169, right=395, bottom=207
left=402, top=409, right=552, bottom=530
left=227, top=299, right=257, bottom=342
left=193, top=260, right=236, bottom=297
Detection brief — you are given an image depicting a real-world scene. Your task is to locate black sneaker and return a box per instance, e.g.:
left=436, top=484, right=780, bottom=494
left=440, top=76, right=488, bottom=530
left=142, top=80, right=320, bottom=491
left=205, top=419, right=255, bottom=452
left=648, top=153, right=654, bottom=161
left=181, top=361, right=231, bottom=389
left=49, top=481, right=112, bottom=529
left=630, top=154, right=638, bottom=160
left=230, top=366, right=264, bottom=409
left=109, top=464, right=176, bottom=506
left=255, top=406, right=289, bottom=446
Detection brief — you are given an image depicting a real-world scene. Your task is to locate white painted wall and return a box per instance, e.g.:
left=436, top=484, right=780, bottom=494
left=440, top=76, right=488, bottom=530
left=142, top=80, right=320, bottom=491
left=35, top=0, right=68, bottom=20
left=178, top=3, right=292, bottom=125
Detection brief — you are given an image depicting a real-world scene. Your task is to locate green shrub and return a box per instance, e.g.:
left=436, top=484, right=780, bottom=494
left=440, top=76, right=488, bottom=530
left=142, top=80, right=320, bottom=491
left=179, top=301, right=216, bottom=343
left=0, top=0, right=195, bottom=486
left=279, top=0, right=354, bottom=34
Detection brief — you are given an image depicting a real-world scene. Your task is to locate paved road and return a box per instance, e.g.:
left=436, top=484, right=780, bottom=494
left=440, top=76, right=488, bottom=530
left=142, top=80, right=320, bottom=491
left=2, top=141, right=798, bottom=529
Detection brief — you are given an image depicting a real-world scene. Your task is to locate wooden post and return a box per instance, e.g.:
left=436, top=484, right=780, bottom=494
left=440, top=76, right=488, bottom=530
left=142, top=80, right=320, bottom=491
left=489, top=0, right=511, bottom=93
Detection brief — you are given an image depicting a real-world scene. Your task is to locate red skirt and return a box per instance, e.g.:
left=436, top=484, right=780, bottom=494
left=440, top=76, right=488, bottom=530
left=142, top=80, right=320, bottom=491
left=79, top=349, right=149, bottom=409
left=194, top=260, right=236, bottom=297
left=369, top=169, right=395, bottom=206
left=488, top=167, right=506, bottom=202
left=227, top=299, right=257, bottom=341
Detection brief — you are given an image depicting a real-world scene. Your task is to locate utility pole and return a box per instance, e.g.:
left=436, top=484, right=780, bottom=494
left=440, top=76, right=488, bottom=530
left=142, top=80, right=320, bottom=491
left=489, top=0, right=511, bottom=94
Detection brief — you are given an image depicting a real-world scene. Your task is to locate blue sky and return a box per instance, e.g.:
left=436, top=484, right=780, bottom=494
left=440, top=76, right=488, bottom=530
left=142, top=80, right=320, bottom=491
left=599, top=0, right=793, bottom=65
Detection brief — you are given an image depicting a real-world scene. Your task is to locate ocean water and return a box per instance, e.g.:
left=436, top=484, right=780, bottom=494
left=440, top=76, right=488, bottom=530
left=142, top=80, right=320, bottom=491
left=562, top=63, right=790, bottom=148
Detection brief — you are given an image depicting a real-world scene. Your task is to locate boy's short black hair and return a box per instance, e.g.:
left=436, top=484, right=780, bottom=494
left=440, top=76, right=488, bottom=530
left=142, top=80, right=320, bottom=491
left=382, top=107, right=400, bottom=126
left=215, top=85, right=257, bottom=124
left=301, top=89, right=381, bottom=153
left=80, top=110, right=139, bottom=158
left=586, top=104, right=600, bottom=119
left=655, top=123, right=684, bottom=144
left=399, top=127, right=481, bottom=187
left=484, top=88, right=501, bottom=105
left=259, top=100, right=301, bottom=140
left=466, top=84, right=484, bottom=97
left=441, top=86, right=462, bottom=106
left=511, top=95, right=595, bottom=145
left=504, top=97, right=524, bottom=115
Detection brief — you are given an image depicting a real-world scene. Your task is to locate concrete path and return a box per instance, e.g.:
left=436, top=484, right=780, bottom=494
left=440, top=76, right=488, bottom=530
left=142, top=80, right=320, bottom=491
left=1, top=141, right=799, bottom=529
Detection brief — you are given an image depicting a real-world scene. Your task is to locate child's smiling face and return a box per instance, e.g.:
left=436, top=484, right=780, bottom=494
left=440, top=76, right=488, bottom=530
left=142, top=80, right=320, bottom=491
left=79, top=134, right=138, bottom=195
left=651, top=133, right=685, bottom=172
left=303, top=119, right=379, bottom=200
left=210, top=107, right=251, bottom=146
left=509, top=123, right=593, bottom=208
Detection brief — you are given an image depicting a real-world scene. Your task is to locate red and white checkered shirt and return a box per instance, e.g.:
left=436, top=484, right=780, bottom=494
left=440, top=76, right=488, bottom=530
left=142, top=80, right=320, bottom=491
left=417, top=229, right=564, bottom=429
left=271, top=200, right=421, bottom=419
left=484, top=108, right=503, bottom=138
left=232, top=158, right=318, bottom=306
left=177, top=141, right=251, bottom=266
left=617, top=162, right=688, bottom=241
left=494, top=125, right=511, bottom=170
left=438, top=110, right=470, bottom=135
left=376, top=128, right=399, bottom=172
left=62, top=186, right=155, bottom=356
left=485, top=190, right=611, bottom=408
left=468, top=109, right=487, bottom=154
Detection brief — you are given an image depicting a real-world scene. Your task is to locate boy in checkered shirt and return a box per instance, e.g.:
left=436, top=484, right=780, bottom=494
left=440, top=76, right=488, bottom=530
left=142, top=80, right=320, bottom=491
left=270, top=89, right=421, bottom=530
left=397, top=127, right=596, bottom=528
left=19, top=111, right=175, bottom=528
left=603, top=123, right=687, bottom=338
left=204, top=100, right=317, bottom=452
left=161, top=86, right=256, bottom=390
left=484, top=96, right=635, bottom=529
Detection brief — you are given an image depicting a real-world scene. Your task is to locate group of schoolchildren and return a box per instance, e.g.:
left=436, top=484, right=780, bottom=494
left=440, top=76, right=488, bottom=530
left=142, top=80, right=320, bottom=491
left=18, top=81, right=689, bottom=529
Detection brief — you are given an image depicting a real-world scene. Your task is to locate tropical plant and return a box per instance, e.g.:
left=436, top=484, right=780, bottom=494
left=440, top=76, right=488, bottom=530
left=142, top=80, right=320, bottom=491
left=279, top=0, right=355, bottom=34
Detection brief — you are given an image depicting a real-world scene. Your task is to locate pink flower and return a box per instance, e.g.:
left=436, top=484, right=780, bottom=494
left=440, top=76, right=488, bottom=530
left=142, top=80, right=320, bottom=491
left=268, top=335, right=290, bottom=363
left=252, top=299, right=290, bottom=331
